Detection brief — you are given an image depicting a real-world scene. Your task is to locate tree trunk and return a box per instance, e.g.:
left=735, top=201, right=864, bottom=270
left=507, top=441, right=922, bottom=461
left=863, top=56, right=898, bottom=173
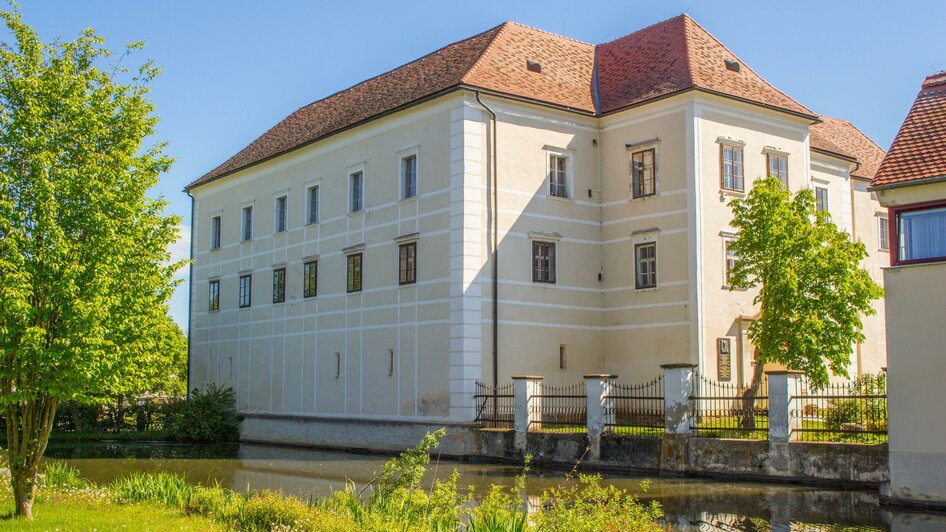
left=739, top=359, right=766, bottom=430
left=6, top=397, right=59, bottom=520
left=67, top=401, right=83, bottom=432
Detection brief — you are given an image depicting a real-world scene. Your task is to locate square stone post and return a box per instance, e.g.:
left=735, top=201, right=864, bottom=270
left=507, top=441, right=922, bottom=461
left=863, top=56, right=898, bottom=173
left=585, top=374, right=617, bottom=461
left=766, top=371, right=804, bottom=442
left=512, top=376, right=542, bottom=453
left=660, top=363, right=696, bottom=472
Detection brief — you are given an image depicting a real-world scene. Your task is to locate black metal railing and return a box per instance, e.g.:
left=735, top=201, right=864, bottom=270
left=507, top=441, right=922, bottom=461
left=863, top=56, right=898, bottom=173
left=790, top=373, right=887, bottom=443
left=530, top=382, right=586, bottom=432
left=690, top=373, right=769, bottom=439
left=473, top=381, right=514, bottom=429
left=606, top=376, right=664, bottom=437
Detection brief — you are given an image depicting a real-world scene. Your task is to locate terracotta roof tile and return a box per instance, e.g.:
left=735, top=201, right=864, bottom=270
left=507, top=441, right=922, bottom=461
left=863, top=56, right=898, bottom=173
left=872, top=72, right=946, bottom=188
left=810, top=116, right=886, bottom=180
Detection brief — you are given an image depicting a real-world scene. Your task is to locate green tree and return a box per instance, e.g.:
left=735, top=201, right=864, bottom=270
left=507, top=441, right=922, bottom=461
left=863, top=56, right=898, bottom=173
left=728, top=177, right=883, bottom=396
left=0, top=8, right=182, bottom=518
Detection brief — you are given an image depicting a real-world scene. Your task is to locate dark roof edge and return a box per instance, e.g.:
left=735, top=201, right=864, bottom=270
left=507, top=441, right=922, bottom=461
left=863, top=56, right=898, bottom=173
left=600, top=86, right=820, bottom=123
left=868, top=174, right=946, bottom=192
left=811, top=146, right=858, bottom=164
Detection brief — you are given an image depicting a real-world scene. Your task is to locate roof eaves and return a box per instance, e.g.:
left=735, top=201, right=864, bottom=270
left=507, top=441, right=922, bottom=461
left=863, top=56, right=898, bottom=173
left=868, top=174, right=946, bottom=192
left=811, top=146, right=858, bottom=164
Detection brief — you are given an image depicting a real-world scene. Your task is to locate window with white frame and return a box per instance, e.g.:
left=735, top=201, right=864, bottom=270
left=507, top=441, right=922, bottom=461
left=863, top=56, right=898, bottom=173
left=210, top=215, right=221, bottom=249
left=401, top=155, right=417, bottom=200
left=275, top=195, right=288, bottom=233
left=239, top=274, right=252, bottom=308
left=241, top=206, right=253, bottom=241
left=767, top=153, right=788, bottom=188
left=549, top=153, right=569, bottom=198
left=631, top=148, right=656, bottom=198
left=878, top=215, right=889, bottom=251
left=350, top=171, right=364, bottom=213
left=634, top=241, right=657, bottom=289
left=724, top=239, right=739, bottom=286
left=307, top=185, right=320, bottom=224
left=815, top=186, right=829, bottom=214
left=532, top=241, right=556, bottom=283
left=721, top=144, right=744, bottom=191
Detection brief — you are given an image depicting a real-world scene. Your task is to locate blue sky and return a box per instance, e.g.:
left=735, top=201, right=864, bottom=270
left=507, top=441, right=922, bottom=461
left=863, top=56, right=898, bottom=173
left=13, top=0, right=946, bottom=329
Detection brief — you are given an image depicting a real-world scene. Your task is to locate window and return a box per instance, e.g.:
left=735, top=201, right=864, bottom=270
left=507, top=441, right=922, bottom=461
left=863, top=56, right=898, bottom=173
left=815, top=186, right=829, bottom=214
left=210, top=216, right=221, bottom=249
left=631, top=149, right=656, bottom=198
left=347, top=253, right=363, bottom=293
left=272, top=268, right=286, bottom=304
left=724, top=239, right=739, bottom=286
left=896, top=206, right=946, bottom=263
left=303, top=261, right=318, bottom=298
left=275, top=196, right=288, bottom=233
left=208, top=280, right=220, bottom=311
left=634, top=242, right=657, bottom=289
left=399, top=242, right=417, bottom=285
left=878, top=216, right=889, bottom=252
left=549, top=154, right=569, bottom=198
left=720, top=145, right=744, bottom=191
left=532, top=241, right=556, bottom=283
left=239, top=274, right=252, bottom=308
left=307, top=185, right=320, bottom=224
left=350, top=171, right=364, bottom=213
left=767, top=153, right=788, bottom=188
left=559, top=345, right=567, bottom=370
left=401, top=155, right=417, bottom=199
left=242, top=206, right=253, bottom=241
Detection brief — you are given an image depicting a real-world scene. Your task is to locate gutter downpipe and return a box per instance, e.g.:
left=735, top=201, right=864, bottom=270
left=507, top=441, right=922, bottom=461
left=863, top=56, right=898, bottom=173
left=475, top=91, right=499, bottom=390
left=185, top=191, right=196, bottom=397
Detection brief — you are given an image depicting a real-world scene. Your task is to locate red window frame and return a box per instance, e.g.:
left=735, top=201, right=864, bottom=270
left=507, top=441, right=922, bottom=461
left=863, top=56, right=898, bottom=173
left=888, top=199, right=946, bottom=266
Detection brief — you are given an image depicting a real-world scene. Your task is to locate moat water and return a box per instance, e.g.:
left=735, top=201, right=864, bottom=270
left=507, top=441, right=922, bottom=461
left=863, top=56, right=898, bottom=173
left=45, top=440, right=945, bottom=531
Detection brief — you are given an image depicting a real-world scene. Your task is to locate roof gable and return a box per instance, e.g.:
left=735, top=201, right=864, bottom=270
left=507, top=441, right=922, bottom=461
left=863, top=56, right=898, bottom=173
left=810, top=116, right=885, bottom=180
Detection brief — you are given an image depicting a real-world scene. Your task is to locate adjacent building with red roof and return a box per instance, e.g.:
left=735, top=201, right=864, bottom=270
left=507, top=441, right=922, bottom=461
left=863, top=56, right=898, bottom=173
left=185, top=15, right=889, bottom=440
left=871, top=72, right=946, bottom=509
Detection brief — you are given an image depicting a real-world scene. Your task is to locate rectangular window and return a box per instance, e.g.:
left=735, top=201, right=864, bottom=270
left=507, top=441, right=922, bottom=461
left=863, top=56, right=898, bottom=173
left=721, top=145, right=744, bottom=191
left=307, top=185, right=319, bottom=224
left=532, top=241, right=556, bottom=283
left=767, top=153, right=789, bottom=188
left=347, top=253, right=363, bottom=293
left=724, top=239, right=739, bottom=286
left=399, top=242, right=417, bottom=285
left=272, top=268, right=286, bottom=304
left=815, top=186, right=829, bottom=214
left=401, top=155, right=417, bottom=200
left=210, top=216, right=221, bottom=249
left=239, top=274, right=252, bottom=308
left=275, top=196, right=288, bottom=233
left=303, top=261, right=318, bottom=298
left=878, top=216, right=889, bottom=251
left=635, top=242, right=657, bottom=289
left=242, top=206, right=253, bottom=241
left=350, top=171, right=363, bottom=213
left=208, top=280, right=220, bottom=311
left=631, top=148, right=656, bottom=198
left=897, top=206, right=946, bottom=262
left=549, top=154, right=569, bottom=198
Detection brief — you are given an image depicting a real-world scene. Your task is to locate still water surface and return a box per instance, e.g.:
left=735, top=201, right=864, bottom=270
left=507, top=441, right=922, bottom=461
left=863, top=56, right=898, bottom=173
left=46, top=441, right=944, bottom=531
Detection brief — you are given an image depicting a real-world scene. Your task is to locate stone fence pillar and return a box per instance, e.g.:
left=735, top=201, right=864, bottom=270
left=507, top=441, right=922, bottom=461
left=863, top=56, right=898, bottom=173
left=585, top=374, right=616, bottom=461
left=512, top=376, right=542, bottom=453
left=766, top=371, right=804, bottom=442
left=660, top=363, right=696, bottom=472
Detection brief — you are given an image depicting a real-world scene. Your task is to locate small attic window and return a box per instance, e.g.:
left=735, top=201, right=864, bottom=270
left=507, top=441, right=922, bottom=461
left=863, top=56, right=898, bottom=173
left=526, top=60, right=542, bottom=73
left=724, top=59, right=741, bottom=72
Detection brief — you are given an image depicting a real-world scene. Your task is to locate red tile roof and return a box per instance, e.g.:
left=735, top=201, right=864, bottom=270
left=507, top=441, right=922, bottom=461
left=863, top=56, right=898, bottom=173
left=187, top=15, right=820, bottom=190
left=810, top=116, right=886, bottom=180
left=872, top=72, right=946, bottom=188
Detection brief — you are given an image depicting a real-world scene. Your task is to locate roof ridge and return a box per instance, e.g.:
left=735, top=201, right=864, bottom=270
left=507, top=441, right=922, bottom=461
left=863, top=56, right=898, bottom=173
left=595, top=13, right=687, bottom=47
left=506, top=21, right=595, bottom=47
left=680, top=14, right=696, bottom=90
left=684, top=16, right=812, bottom=115
left=818, top=114, right=886, bottom=153
left=459, top=21, right=511, bottom=84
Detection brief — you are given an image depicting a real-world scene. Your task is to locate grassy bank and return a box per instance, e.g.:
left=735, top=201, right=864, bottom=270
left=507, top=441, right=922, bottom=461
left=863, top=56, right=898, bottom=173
left=0, top=430, right=662, bottom=531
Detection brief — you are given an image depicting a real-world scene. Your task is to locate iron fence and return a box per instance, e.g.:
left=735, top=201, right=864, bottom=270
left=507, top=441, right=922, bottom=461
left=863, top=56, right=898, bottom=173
left=530, top=381, right=586, bottom=432
left=790, top=374, right=887, bottom=443
left=473, top=381, right=514, bottom=429
left=606, top=376, right=664, bottom=437
left=690, top=373, right=769, bottom=439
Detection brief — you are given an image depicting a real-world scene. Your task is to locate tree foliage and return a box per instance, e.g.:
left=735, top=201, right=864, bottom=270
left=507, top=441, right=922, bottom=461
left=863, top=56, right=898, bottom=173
left=727, top=177, right=883, bottom=388
left=0, top=7, right=182, bottom=518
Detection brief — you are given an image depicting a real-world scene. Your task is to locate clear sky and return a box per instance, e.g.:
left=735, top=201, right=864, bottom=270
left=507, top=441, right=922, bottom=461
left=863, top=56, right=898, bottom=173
left=11, top=0, right=946, bottom=330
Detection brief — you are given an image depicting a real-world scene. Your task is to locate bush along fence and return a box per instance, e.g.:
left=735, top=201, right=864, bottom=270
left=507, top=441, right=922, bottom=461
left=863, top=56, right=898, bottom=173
left=475, top=365, right=888, bottom=452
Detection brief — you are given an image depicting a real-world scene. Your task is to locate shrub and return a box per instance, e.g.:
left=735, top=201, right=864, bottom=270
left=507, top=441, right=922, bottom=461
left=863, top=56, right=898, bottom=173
left=824, top=372, right=887, bottom=434
left=163, top=384, right=242, bottom=442
left=41, top=461, right=86, bottom=490
left=530, top=475, right=663, bottom=532
left=111, top=472, right=193, bottom=508
left=237, top=490, right=311, bottom=531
